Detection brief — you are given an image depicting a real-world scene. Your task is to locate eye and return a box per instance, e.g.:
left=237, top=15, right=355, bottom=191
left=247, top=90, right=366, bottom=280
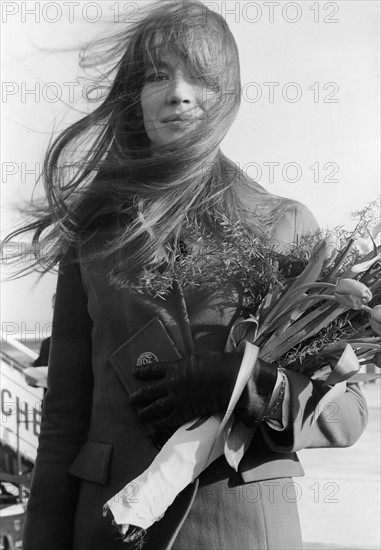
left=189, top=72, right=220, bottom=92
left=145, top=72, right=169, bottom=83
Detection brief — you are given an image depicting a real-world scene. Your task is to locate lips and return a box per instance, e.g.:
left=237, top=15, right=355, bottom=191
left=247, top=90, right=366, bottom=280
left=162, top=113, right=198, bottom=123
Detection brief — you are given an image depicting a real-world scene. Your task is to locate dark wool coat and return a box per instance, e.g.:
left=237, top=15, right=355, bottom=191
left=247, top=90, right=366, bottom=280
left=23, top=196, right=368, bottom=550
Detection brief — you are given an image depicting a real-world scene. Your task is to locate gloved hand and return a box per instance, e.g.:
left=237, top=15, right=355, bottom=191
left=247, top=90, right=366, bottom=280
left=129, top=352, right=278, bottom=431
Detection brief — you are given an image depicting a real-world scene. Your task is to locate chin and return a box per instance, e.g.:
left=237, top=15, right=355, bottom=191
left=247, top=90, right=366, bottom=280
left=150, top=131, right=185, bottom=147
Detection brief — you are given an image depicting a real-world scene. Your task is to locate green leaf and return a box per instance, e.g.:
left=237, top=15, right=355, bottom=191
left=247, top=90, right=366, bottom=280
left=339, top=244, right=381, bottom=279
left=257, top=240, right=328, bottom=333
left=257, top=293, right=337, bottom=343
left=260, top=303, right=347, bottom=361
left=322, top=239, right=355, bottom=282
left=323, top=344, right=360, bottom=385
left=224, top=420, right=256, bottom=471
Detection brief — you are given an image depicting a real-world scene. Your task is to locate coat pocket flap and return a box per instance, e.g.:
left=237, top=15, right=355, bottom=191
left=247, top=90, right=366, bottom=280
left=68, top=440, right=112, bottom=485
left=239, top=449, right=304, bottom=483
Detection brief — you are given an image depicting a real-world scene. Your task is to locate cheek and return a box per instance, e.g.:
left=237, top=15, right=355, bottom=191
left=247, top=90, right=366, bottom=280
left=140, top=86, right=167, bottom=121
left=201, top=89, right=220, bottom=114
left=140, top=92, right=153, bottom=123
left=140, top=90, right=164, bottom=144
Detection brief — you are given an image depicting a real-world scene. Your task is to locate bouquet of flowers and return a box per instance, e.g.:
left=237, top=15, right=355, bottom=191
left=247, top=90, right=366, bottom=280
left=104, top=204, right=381, bottom=547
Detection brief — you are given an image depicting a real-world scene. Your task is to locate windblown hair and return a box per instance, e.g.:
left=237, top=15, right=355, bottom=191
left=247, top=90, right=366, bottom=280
left=4, top=0, right=286, bottom=285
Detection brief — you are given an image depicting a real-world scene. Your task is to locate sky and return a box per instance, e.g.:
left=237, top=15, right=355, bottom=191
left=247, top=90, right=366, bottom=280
left=1, top=0, right=380, bottom=332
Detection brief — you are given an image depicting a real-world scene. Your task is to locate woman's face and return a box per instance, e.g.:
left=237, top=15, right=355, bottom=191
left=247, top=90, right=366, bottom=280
left=140, top=53, right=215, bottom=147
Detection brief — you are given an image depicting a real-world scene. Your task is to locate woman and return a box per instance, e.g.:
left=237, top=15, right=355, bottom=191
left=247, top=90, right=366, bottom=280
left=6, top=1, right=367, bottom=549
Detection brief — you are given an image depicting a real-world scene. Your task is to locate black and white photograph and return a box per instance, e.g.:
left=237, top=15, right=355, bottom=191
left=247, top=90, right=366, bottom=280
left=1, top=1, right=380, bottom=549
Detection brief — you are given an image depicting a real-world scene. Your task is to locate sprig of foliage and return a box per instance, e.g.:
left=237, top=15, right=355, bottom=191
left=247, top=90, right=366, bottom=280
left=131, top=214, right=286, bottom=315
left=131, top=202, right=380, bottom=375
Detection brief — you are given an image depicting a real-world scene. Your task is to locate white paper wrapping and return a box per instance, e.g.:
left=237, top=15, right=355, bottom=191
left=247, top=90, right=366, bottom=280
left=106, top=413, right=232, bottom=530
left=106, top=342, right=260, bottom=530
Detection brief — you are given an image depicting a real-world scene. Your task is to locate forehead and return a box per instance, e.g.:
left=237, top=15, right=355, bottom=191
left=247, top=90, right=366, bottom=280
left=145, top=52, right=184, bottom=71
left=143, top=46, right=224, bottom=85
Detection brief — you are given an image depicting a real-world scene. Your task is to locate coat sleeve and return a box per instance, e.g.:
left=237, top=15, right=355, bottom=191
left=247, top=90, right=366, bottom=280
left=23, top=253, right=93, bottom=550
left=261, top=199, right=368, bottom=451
left=261, top=371, right=368, bottom=451
left=269, top=199, right=320, bottom=251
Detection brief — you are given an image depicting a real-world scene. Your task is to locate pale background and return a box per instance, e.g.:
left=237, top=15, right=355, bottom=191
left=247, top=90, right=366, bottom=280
left=1, top=0, right=380, bottom=330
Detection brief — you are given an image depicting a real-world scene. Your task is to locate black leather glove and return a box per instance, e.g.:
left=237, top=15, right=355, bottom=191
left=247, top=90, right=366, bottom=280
left=130, top=352, right=278, bottom=431
left=236, top=358, right=279, bottom=427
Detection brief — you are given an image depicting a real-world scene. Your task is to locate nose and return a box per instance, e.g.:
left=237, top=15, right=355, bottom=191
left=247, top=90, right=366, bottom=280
left=166, top=77, right=195, bottom=105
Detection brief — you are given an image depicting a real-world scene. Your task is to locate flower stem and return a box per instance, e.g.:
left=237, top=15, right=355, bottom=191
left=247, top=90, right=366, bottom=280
left=257, top=294, right=339, bottom=338
left=292, top=282, right=336, bottom=293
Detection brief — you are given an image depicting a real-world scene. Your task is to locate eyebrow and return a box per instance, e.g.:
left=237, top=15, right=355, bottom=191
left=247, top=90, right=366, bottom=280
left=146, top=61, right=171, bottom=72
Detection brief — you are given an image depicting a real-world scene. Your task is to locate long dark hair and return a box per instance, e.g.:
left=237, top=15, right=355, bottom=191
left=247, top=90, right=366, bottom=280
left=4, top=0, right=287, bottom=285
